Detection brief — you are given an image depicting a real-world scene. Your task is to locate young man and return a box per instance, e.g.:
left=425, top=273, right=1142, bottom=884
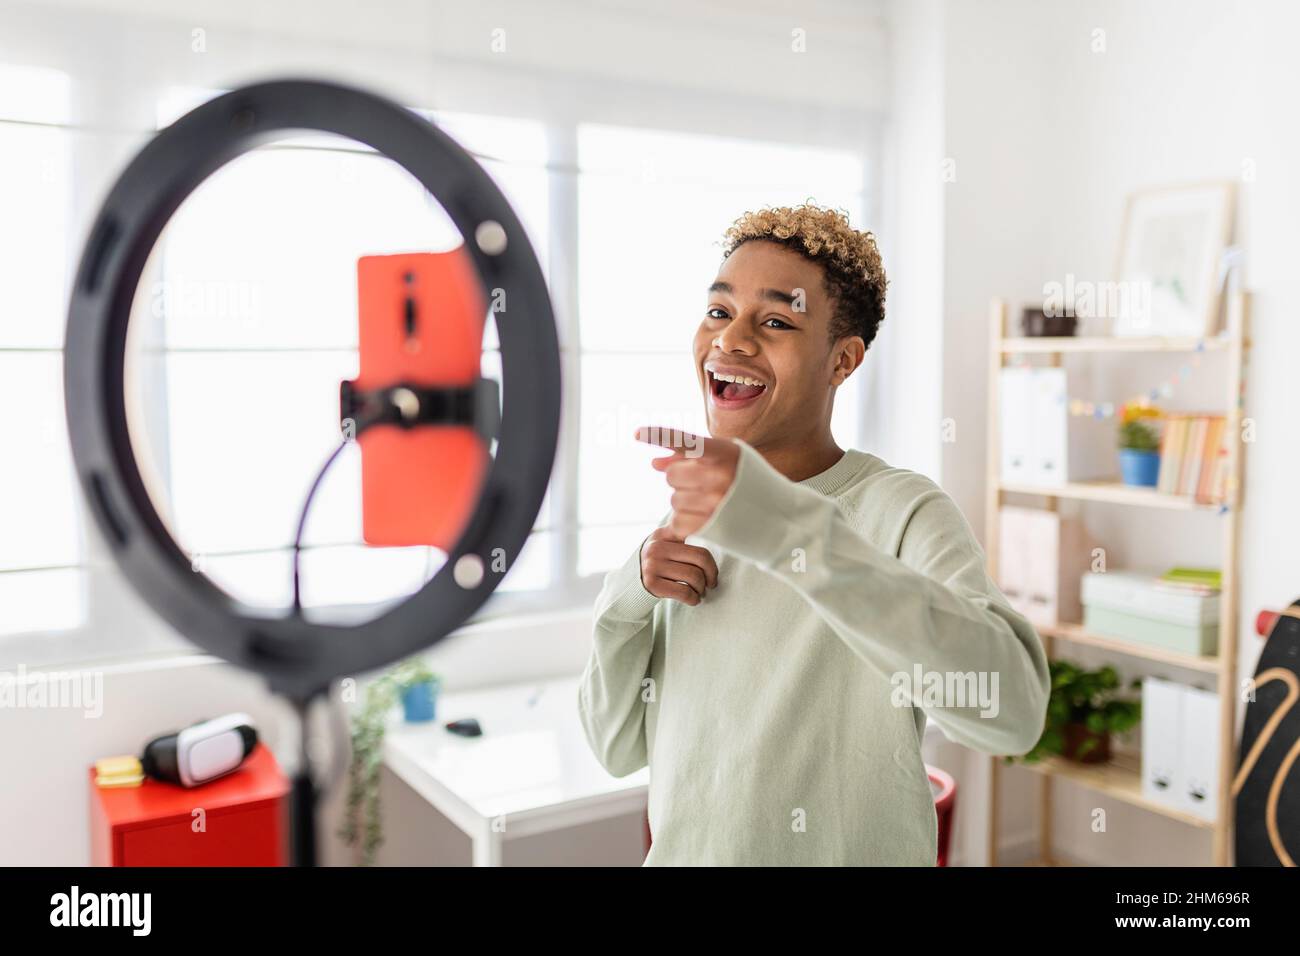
left=578, top=204, right=1049, bottom=866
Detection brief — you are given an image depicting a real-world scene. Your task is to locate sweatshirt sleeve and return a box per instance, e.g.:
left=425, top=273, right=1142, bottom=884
left=578, top=536, right=661, bottom=777
left=692, top=441, right=1050, bottom=757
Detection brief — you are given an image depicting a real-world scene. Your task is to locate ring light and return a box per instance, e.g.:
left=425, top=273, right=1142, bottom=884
left=63, top=79, right=561, bottom=702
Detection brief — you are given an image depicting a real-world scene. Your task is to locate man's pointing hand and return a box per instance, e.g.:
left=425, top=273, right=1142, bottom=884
left=636, top=426, right=740, bottom=539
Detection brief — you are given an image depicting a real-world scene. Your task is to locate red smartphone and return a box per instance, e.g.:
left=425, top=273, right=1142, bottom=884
left=352, top=250, right=489, bottom=549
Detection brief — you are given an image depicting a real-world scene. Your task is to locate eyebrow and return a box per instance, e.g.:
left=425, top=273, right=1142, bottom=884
left=708, top=282, right=799, bottom=307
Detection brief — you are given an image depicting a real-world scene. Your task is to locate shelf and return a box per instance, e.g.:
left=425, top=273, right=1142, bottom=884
left=1001, top=335, right=1229, bottom=354
left=999, top=479, right=1223, bottom=511
left=1038, top=621, right=1221, bottom=673
left=986, top=293, right=1248, bottom=866
left=1015, top=752, right=1215, bottom=829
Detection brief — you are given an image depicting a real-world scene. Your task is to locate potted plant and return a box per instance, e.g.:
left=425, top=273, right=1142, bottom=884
left=1118, top=403, right=1162, bottom=487
left=1014, top=660, right=1141, bottom=765
left=397, top=658, right=441, bottom=723
left=339, top=656, right=442, bottom=865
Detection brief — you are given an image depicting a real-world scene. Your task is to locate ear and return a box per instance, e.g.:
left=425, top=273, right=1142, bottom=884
left=830, top=335, right=866, bottom=386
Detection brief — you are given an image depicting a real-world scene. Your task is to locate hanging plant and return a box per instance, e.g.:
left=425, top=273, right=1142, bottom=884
left=339, top=657, right=440, bottom=865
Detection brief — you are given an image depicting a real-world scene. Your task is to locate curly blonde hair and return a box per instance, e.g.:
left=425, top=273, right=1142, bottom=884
left=721, top=203, right=887, bottom=349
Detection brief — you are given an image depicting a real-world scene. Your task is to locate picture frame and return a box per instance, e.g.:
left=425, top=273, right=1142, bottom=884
left=1113, top=181, right=1236, bottom=337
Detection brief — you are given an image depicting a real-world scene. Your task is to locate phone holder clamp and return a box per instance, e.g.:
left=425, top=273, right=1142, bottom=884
left=339, top=377, right=500, bottom=442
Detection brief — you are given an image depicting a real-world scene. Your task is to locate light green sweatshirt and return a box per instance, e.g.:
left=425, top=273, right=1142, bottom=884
left=578, top=440, right=1050, bottom=866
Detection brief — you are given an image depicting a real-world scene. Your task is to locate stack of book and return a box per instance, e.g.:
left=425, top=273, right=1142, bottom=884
left=1160, top=566, right=1222, bottom=591
left=1157, top=414, right=1228, bottom=502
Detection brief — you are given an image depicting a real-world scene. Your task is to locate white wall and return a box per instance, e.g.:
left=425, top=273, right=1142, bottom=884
left=935, top=0, right=1300, bottom=864
left=872, top=0, right=946, bottom=480
left=49, top=0, right=889, bottom=113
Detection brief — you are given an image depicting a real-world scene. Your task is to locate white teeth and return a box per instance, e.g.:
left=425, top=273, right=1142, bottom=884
left=710, top=371, right=765, bottom=387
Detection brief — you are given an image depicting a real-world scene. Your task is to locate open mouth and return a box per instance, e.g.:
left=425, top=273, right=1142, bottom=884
left=707, top=368, right=768, bottom=408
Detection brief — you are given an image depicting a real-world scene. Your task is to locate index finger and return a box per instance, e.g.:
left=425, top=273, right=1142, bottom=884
left=634, top=425, right=714, bottom=460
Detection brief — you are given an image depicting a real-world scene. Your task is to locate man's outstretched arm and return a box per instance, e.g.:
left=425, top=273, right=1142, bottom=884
left=652, top=433, right=1050, bottom=756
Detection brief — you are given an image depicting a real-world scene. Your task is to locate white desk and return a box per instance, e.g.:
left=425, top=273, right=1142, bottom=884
left=384, top=675, right=650, bottom=866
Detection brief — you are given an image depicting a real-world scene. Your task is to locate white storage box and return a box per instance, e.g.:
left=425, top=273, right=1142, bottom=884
left=1179, top=686, right=1221, bottom=821
left=997, top=506, right=1089, bottom=628
left=998, top=366, right=1110, bottom=486
left=1141, top=677, right=1184, bottom=811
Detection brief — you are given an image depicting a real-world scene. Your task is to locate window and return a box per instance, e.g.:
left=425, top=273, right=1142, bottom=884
left=0, top=64, right=84, bottom=637
left=3, top=71, right=871, bottom=651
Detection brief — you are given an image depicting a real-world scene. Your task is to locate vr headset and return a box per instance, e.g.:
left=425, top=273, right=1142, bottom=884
left=142, top=713, right=258, bottom=788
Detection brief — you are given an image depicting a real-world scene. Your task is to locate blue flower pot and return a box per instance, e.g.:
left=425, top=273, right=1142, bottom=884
left=1119, top=449, right=1160, bottom=487
left=401, top=680, right=439, bottom=723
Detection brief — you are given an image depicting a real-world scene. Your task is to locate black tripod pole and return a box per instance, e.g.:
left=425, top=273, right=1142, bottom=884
left=289, top=692, right=320, bottom=867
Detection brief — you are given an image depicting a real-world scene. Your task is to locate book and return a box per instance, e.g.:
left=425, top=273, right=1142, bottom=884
left=1157, top=416, right=1186, bottom=494
left=1211, top=431, right=1231, bottom=502
left=1183, top=416, right=1207, bottom=496
left=1164, top=418, right=1185, bottom=494
left=1154, top=414, right=1226, bottom=502
left=1161, top=566, right=1222, bottom=590
left=1196, top=418, right=1224, bottom=503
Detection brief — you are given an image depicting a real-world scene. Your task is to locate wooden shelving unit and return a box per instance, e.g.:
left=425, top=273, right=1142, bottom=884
left=1000, top=335, right=1231, bottom=355
left=983, top=292, right=1249, bottom=867
left=1018, top=753, right=1216, bottom=830
left=1038, top=621, right=1220, bottom=674
left=997, top=479, right=1221, bottom=511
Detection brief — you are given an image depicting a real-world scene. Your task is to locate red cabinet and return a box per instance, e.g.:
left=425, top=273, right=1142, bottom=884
left=90, top=743, right=289, bottom=866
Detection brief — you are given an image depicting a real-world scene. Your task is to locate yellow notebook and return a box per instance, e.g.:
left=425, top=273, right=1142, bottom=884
left=94, top=754, right=144, bottom=789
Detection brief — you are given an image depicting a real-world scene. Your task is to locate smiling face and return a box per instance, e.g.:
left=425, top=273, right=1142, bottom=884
left=694, top=240, right=864, bottom=449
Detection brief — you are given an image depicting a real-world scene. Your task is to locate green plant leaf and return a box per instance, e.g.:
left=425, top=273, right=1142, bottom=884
left=338, top=654, right=443, bottom=865
left=1118, top=419, right=1160, bottom=451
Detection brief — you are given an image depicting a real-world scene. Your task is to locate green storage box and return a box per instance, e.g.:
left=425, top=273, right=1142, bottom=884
left=1081, top=571, right=1219, bottom=657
